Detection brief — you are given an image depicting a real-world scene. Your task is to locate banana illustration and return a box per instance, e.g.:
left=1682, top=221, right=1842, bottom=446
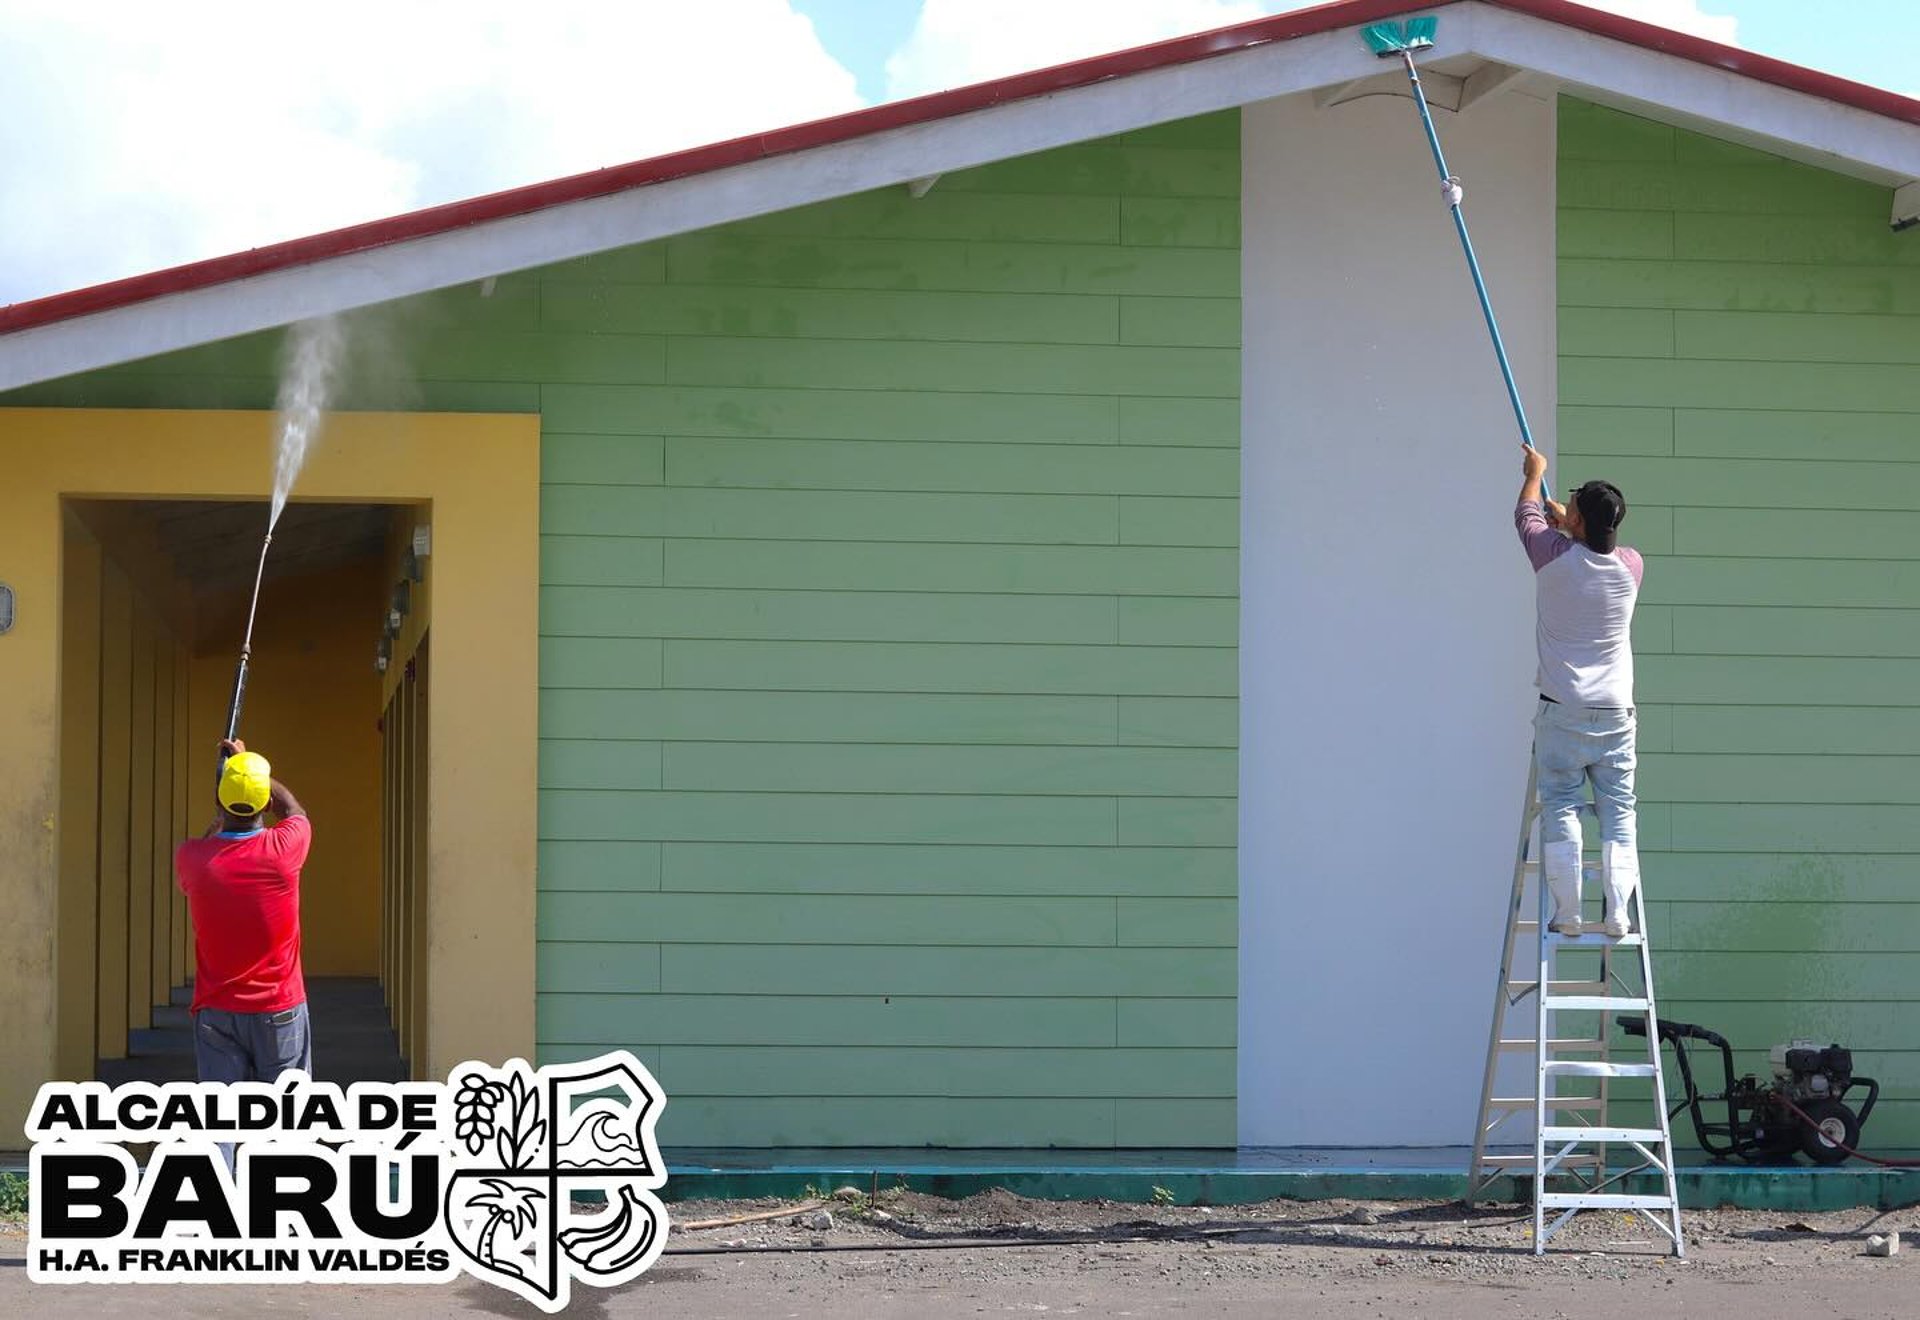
left=583, top=1187, right=657, bottom=1273
left=557, top=1190, right=633, bottom=1264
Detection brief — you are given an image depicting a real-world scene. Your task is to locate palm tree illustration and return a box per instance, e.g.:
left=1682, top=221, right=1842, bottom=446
left=469, top=1179, right=545, bottom=1281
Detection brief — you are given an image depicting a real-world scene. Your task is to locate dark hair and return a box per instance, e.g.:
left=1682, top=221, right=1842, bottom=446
left=1573, top=481, right=1626, bottom=553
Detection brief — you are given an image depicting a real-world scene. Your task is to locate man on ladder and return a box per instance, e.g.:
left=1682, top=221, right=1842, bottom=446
left=1515, top=448, right=1641, bottom=938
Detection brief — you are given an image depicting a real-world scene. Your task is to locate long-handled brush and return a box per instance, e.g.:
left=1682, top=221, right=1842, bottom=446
left=1362, top=16, right=1551, bottom=501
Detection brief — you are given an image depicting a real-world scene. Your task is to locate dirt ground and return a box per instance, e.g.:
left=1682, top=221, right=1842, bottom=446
left=3, top=1190, right=1915, bottom=1318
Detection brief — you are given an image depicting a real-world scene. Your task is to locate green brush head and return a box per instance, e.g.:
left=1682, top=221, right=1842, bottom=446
left=1362, top=16, right=1438, bottom=57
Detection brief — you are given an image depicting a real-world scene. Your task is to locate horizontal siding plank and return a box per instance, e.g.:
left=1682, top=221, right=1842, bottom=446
left=726, top=189, right=1122, bottom=244
left=1672, top=211, right=1920, bottom=268
left=1670, top=705, right=1920, bottom=756
left=1671, top=606, right=1920, bottom=658
left=539, top=892, right=1120, bottom=946
left=545, top=283, right=1120, bottom=345
left=1653, top=901, right=1920, bottom=952
left=1583, top=456, right=1920, bottom=510
left=663, top=435, right=1237, bottom=496
left=1638, top=655, right=1920, bottom=707
left=1643, top=752, right=1920, bottom=805
left=543, top=485, right=1120, bottom=544
left=1643, top=852, right=1920, bottom=902
left=1117, top=998, right=1236, bottom=1048
left=667, top=234, right=1240, bottom=298
left=540, top=637, right=662, bottom=689
left=1119, top=496, right=1238, bottom=547
left=539, top=790, right=1119, bottom=845
left=1558, top=258, right=1920, bottom=315
left=1658, top=951, right=1920, bottom=1002
left=1559, top=159, right=1885, bottom=217
left=658, top=944, right=1234, bottom=996
left=658, top=639, right=1236, bottom=696
left=661, top=743, right=1236, bottom=797
left=542, top=382, right=1120, bottom=442
left=1119, top=397, right=1239, bottom=446
left=410, top=330, right=667, bottom=384
left=1563, top=359, right=1920, bottom=415
left=1674, top=310, right=1920, bottom=366
left=1670, top=805, right=1920, bottom=853
left=538, top=840, right=662, bottom=891
left=1560, top=307, right=1673, bottom=357
left=1673, top=508, right=1920, bottom=560
left=650, top=1046, right=1233, bottom=1099
left=541, top=433, right=663, bottom=485
left=542, top=535, right=665, bottom=586
left=665, top=336, right=1238, bottom=397
left=1118, top=797, right=1236, bottom=847
left=1117, top=597, right=1237, bottom=646
left=1122, top=197, right=1240, bottom=248
left=1558, top=406, right=1674, bottom=458
left=542, top=586, right=1119, bottom=645
left=1117, top=898, right=1235, bottom=947
left=541, top=741, right=662, bottom=790
left=658, top=842, right=1238, bottom=897
left=941, top=144, right=1239, bottom=198
left=1557, top=209, right=1674, bottom=260
left=663, top=539, right=1236, bottom=596
left=1649, top=557, right=1920, bottom=608
left=539, top=689, right=1120, bottom=744
left=536, top=942, right=660, bottom=993
left=538, top=994, right=1116, bottom=1046
left=1119, top=296, right=1240, bottom=347
left=1674, top=409, right=1920, bottom=463
left=1117, top=1098, right=1237, bottom=1146
left=1118, top=697, right=1238, bottom=747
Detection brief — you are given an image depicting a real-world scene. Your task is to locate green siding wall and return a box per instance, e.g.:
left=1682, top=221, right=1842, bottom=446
left=1559, top=99, right=1920, bottom=1148
left=536, top=114, right=1241, bottom=1147
left=7, top=113, right=1241, bottom=1147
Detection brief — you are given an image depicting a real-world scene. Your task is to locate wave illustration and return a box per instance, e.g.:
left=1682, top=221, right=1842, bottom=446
left=558, top=1110, right=643, bottom=1168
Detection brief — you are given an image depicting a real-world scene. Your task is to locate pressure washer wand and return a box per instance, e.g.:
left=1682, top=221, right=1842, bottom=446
left=223, top=529, right=274, bottom=745
left=1367, top=22, right=1551, bottom=502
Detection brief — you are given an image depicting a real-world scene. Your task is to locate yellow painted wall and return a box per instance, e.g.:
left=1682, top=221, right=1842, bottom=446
left=189, top=557, right=386, bottom=976
left=0, top=409, right=538, bottom=1147
left=54, top=524, right=100, bottom=1082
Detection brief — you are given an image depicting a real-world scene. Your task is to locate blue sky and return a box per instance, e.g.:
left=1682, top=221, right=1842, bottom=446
left=0, top=0, right=1912, bottom=305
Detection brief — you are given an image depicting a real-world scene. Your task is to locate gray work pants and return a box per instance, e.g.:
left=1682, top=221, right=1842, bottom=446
left=193, top=1002, right=313, bottom=1084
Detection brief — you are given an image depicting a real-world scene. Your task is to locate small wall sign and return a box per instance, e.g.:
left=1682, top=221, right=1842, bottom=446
left=0, top=583, right=13, bottom=634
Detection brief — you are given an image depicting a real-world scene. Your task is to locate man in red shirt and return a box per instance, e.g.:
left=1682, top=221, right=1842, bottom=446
left=174, top=738, right=313, bottom=1085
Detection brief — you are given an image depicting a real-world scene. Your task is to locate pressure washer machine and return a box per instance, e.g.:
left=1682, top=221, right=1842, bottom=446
left=1619, top=1015, right=1880, bottom=1166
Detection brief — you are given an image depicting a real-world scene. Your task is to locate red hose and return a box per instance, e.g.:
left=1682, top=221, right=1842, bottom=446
left=1778, top=1094, right=1920, bottom=1169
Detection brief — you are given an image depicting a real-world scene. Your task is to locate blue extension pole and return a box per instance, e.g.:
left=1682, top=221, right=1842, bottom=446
left=1390, top=49, right=1550, bottom=503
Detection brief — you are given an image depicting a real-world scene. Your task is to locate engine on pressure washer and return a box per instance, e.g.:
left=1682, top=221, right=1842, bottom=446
left=1772, top=1039, right=1854, bottom=1102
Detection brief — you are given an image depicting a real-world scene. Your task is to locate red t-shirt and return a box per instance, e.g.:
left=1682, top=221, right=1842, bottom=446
left=175, top=815, right=312, bottom=1014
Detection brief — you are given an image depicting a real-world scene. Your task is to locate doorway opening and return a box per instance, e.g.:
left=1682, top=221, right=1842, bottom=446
left=62, top=498, right=418, bottom=1087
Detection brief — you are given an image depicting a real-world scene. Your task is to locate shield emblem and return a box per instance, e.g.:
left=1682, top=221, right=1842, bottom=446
left=442, top=1051, right=668, bottom=1311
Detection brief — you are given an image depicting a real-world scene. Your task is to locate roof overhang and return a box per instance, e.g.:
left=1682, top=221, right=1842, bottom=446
left=2, top=0, right=1915, bottom=392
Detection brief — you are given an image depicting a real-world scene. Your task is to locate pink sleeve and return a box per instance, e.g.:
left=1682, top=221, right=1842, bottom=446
left=1515, top=500, right=1572, bottom=572
left=1618, top=546, right=1645, bottom=586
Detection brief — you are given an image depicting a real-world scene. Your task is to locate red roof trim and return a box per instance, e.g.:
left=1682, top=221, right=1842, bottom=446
left=4, top=0, right=1915, bottom=337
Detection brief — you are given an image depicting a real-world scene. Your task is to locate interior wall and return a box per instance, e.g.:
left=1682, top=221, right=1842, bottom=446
left=1238, top=91, right=1556, bottom=1145
left=189, top=555, right=386, bottom=977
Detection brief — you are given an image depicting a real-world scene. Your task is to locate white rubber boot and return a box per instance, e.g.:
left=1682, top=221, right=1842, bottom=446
left=1543, top=840, right=1583, bottom=936
left=1601, top=841, right=1639, bottom=938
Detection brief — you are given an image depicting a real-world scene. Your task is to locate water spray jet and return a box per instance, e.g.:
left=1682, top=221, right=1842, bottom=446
left=221, top=316, right=344, bottom=752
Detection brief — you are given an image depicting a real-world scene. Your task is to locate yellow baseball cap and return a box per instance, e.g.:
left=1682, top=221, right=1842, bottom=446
left=218, top=751, right=273, bottom=816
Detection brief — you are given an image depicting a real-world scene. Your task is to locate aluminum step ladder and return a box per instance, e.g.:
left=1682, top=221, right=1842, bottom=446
left=1466, top=760, right=1685, bottom=1257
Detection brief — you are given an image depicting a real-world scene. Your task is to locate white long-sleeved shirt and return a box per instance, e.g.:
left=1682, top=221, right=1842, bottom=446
left=1515, top=500, right=1643, bottom=708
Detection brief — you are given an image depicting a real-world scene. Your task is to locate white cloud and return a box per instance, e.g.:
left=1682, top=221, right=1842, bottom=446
left=1561, top=0, right=1739, bottom=44
left=885, top=0, right=1270, bottom=100
left=0, top=0, right=863, bottom=304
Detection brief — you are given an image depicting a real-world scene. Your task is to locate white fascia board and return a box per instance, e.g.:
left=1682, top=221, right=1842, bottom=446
left=1463, top=2, right=1920, bottom=187
left=1896, top=181, right=1920, bottom=230
left=0, top=24, right=1386, bottom=392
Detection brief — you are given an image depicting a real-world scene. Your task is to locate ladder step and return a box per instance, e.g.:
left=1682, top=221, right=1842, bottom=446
left=1514, top=922, right=1644, bottom=947
left=1519, top=862, right=1602, bottom=879
left=1538, top=1193, right=1679, bottom=1211
left=1477, top=1153, right=1602, bottom=1169
left=1541, top=1126, right=1671, bottom=1144
left=1500, top=1038, right=1607, bottom=1053
left=1509, top=980, right=1611, bottom=996
left=1543, top=995, right=1650, bottom=1011
left=1487, top=1096, right=1604, bottom=1110
left=1544, top=1060, right=1658, bottom=1079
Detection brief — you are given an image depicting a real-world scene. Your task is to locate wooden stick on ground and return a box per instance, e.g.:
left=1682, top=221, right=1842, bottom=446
left=677, top=1200, right=829, bottom=1232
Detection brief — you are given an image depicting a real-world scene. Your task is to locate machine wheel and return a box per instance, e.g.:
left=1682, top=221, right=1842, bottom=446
left=1797, top=1100, right=1860, bottom=1166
